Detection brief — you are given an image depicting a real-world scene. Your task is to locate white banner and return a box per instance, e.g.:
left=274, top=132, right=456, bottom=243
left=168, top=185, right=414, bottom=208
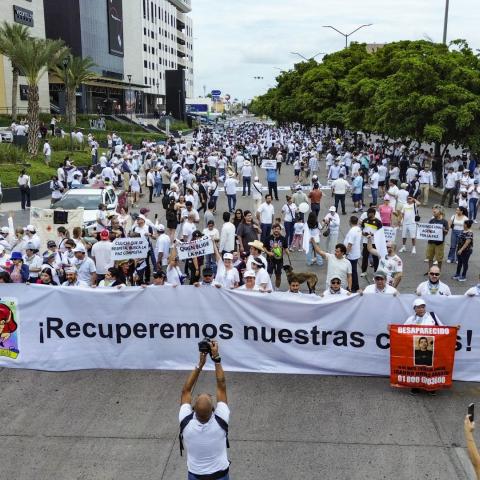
left=111, top=237, right=149, bottom=260
left=416, top=223, right=443, bottom=241
left=176, top=237, right=214, bottom=260
left=261, top=159, right=277, bottom=169
left=0, top=285, right=478, bottom=380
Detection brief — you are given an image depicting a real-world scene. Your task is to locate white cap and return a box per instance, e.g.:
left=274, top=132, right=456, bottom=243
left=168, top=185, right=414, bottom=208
left=73, top=244, right=86, bottom=253
left=244, top=270, right=256, bottom=278
left=329, top=206, right=336, bottom=212
left=137, top=214, right=146, bottom=221
left=65, top=266, right=77, bottom=274
left=254, top=176, right=259, bottom=181
left=413, top=298, right=426, bottom=308
left=223, top=253, right=233, bottom=260
left=156, top=223, right=165, bottom=232
left=0, top=226, right=9, bottom=234
left=26, top=224, right=36, bottom=232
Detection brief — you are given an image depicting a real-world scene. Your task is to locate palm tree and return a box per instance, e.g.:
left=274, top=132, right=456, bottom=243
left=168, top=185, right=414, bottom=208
left=0, top=21, right=32, bottom=121
left=53, top=54, right=97, bottom=127
left=14, top=38, right=67, bottom=155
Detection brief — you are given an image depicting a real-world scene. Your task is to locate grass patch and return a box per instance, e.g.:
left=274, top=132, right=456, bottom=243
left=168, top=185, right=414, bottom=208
left=0, top=144, right=91, bottom=188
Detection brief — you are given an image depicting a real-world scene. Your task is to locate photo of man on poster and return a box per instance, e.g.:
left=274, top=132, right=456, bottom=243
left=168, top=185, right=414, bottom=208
left=414, top=336, right=434, bottom=367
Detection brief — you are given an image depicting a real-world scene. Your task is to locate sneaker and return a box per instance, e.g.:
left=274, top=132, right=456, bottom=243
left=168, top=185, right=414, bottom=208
left=411, top=247, right=416, bottom=254
left=424, top=258, right=429, bottom=263
left=399, top=246, right=406, bottom=253
left=474, top=220, right=478, bottom=224
left=360, top=272, right=367, bottom=277
left=447, top=259, right=452, bottom=264
left=458, top=277, right=467, bottom=282
left=451, top=275, right=460, bottom=280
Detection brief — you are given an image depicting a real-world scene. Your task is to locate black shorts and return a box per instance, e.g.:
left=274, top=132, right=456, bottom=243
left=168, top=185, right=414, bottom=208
left=268, top=258, right=283, bottom=276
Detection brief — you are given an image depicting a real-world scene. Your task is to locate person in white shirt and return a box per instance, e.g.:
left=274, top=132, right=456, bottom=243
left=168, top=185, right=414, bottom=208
left=323, top=276, right=350, bottom=296
left=214, top=251, right=239, bottom=289
left=331, top=174, right=350, bottom=215
left=419, top=166, right=434, bottom=205
left=154, top=224, right=171, bottom=268
left=238, top=269, right=261, bottom=291
left=465, top=274, right=480, bottom=296
left=441, top=167, right=457, bottom=208
left=72, top=244, right=96, bottom=286
left=310, top=240, right=352, bottom=290
left=399, top=196, right=420, bottom=254
left=322, top=206, right=341, bottom=254
left=362, top=270, right=398, bottom=294
left=62, top=267, right=88, bottom=287
left=256, top=194, right=275, bottom=245
left=367, top=239, right=403, bottom=288
left=224, top=174, right=239, bottom=213
left=90, top=230, right=113, bottom=280
left=416, top=266, right=451, bottom=296
left=250, top=256, right=273, bottom=291
left=251, top=176, right=263, bottom=212
left=241, top=160, right=252, bottom=196
left=43, top=140, right=51, bottom=166
left=23, top=243, right=43, bottom=281
left=369, top=168, right=380, bottom=206
left=344, top=216, right=362, bottom=292
left=179, top=340, right=230, bottom=480
left=404, top=298, right=442, bottom=326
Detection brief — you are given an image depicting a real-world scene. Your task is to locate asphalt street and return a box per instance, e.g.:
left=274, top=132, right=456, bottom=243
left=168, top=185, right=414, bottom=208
left=1, top=143, right=479, bottom=479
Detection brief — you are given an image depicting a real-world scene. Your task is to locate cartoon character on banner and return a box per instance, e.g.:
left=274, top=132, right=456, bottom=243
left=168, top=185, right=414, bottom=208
left=0, top=302, right=19, bottom=357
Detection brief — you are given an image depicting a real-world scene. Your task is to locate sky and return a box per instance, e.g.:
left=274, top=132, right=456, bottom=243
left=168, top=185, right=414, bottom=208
left=190, top=0, right=480, bottom=102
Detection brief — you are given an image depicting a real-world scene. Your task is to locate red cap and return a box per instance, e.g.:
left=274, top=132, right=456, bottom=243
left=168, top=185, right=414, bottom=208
left=100, top=230, right=110, bottom=239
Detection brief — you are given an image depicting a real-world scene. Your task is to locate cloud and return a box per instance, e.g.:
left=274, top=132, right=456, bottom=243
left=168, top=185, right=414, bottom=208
left=191, top=0, right=480, bottom=101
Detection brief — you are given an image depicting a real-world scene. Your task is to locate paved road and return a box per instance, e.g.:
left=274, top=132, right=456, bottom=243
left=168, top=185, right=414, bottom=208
left=1, top=140, right=479, bottom=479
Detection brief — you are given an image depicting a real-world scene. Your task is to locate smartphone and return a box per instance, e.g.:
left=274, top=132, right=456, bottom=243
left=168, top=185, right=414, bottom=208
left=155, top=213, right=158, bottom=220
left=468, top=403, right=475, bottom=422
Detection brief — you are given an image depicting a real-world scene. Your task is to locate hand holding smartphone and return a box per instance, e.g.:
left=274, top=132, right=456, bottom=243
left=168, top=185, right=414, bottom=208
left=468, top=403, right=474, bottom=422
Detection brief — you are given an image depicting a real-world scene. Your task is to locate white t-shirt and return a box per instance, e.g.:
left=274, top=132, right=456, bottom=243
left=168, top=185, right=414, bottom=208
left=181, top=221, right=197, bottom=242
left=379, top=254, right=403, bottom=285
left=91, top=240, right=113, bottom=275
left=344, top=226, right=362, bottom=260
left=404, top=312, right=443, bottom=326
left=73, top=257, right=96, bottom=286
left=282, top=203, right=297, bottom=223
left=254, top=268, right=273, bottom=291
left=324, top=253, right=352, bottom=288
left=401, top=203, right=416, bottom=225
left=224, top=178, right=238, bottom=195
left=257, top=203, right=274, bottom=224
left=179, top=402, right=230, bottom=476
left=155, top=234, right=171, bottom=266
left=416, top=281, right=451, bottom=296
left=370, top=172, right=379, bottom=189
left=363, top=284, right=398, bottom=294
left=331, top=178, right=349, bottom=194
left=214, top=261, right=239, bottom=289
left=323, top=287, right=350, bottom=296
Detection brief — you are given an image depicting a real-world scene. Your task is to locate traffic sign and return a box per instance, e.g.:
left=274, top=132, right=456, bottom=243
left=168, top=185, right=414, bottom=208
left=211, top=90, right=221, bottom=97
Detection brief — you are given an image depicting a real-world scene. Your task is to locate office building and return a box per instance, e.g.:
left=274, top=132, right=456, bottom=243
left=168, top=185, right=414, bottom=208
left=0, top=1, right=50, bottom=114
left=123, top=0, right=194, bottom=114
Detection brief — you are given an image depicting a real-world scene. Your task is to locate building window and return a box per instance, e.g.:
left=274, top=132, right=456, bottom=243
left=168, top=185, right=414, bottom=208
left=143, top=43, right=147, bottom=52
left=151, top=31, right=154, bottom=39
left=143, top=27, right=146, bottom=35
left=144, top=60, right=147, bottom=68
left=143, top=0, right=146, bottom=18
left=145, top=76, right=147, bottom=85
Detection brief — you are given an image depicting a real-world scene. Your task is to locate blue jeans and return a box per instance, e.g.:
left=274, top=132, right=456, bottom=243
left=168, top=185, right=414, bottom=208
left=448, top=229, right=461, bottom=262
left=242, top=176, right=251, bottom=195
left=227, top=194, right=236, bottom=212
left=284, top=221, right=294, bottom=247
left=306, top=243, right=324, bottom=266
left=260, top=223, right=272, bottom=245
left=371, top=188, right=378, bottom=205
left=188, top=473, right=229, bottom=480
left=154, top=182, right=162, bottom=196
left=469, top=198, right=478, bottom=220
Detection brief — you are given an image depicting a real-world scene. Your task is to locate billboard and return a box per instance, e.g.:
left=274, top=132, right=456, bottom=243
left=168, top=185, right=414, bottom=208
left=186, top=104, right=208, bottom=113
left=106, top=0, right=124, bottom=57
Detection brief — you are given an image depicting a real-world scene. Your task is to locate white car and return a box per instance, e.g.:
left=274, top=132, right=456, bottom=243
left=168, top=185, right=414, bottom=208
left=52, top=186, right=119, bottom=233
left=0, top=128, right=13, bottom=143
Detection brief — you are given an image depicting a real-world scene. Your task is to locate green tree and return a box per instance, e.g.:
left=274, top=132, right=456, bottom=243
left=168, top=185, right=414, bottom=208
left=52, top=54, right=97, bottom=127
left=0, top=22, right=32, bottom=121
left=14, top=38, right=67, bottom=155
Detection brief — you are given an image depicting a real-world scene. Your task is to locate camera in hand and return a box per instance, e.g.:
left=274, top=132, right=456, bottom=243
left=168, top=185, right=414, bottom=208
left=198, top=337, right=212, bottom=353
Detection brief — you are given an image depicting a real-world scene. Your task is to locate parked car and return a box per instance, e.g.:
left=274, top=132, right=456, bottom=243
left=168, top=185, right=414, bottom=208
left=52, top=186, right=119, bottom=233
left=0, top=128, right=13, bottom=143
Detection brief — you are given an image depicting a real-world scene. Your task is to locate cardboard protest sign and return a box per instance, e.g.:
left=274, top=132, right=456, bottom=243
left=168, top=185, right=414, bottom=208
left=261, top=159, right=277, bottom=169
left=416, top=223, right=443, bottom=241
left=383, top=226, right=397, bottom=243
left=177, top=236, right=214, bottom=260
left=390, top=324, right=458, bottom=391
left=111, top=238, right=149, bottom=260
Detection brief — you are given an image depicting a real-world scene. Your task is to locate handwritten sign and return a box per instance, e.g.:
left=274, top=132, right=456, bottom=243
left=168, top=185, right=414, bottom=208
left=112, top=238, right=149, bottom=260
left=177, top=237, right=214, bottom=260
left=383, top=226, right=397, bottom=243
left=416, top=223, right=443, bottom=242
left=261, top=159, right=277, bottom=169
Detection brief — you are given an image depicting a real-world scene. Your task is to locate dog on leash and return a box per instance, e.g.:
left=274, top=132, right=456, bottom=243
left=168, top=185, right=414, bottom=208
left=282, top=265, right=318, bottom=293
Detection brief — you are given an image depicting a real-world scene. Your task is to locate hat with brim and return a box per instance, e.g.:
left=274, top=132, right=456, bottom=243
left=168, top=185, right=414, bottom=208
left=244, top=270, right=256, bottom=278
left=248, top=240, right=265, bottom=252
left=223, top=253, right=233, bottom=260
left=374, top=270, right=387, bottom=279
left=10, top=251, right=22, bottom=260
left=413, top=298, right=426, bottom=308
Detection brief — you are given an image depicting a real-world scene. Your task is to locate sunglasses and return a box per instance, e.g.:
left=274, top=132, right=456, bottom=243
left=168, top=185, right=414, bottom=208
left=331, top=280, right=341, bottom=285
left=429, top=272, right=440, bottom=276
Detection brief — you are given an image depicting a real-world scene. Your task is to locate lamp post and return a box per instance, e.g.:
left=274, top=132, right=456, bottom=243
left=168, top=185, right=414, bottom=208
left=62, top=57, right=73, bottom=152
left=442, top=0, right=450, bottom=44
left=127, top=74, right=133, bottom=144
left=290, top=51, right=326, bottom=61
left=322, top=24, right=373, bottom=49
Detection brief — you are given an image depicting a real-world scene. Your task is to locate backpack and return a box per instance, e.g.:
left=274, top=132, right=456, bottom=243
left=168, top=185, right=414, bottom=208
left=166, top=208, right=177, bottom=222
left=179, top=412, right=229, bottom=456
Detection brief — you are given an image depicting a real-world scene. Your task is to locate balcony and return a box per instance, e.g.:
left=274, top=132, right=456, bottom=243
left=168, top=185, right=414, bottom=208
left=168, top=0, right=191, bottom=13
left=177, top=11, right=186, bottom=28
left=177, top=43, right=186, bottom=55
left=177, top=56, right=187, bottom=68
left=177, top=30, right=186, bottom=43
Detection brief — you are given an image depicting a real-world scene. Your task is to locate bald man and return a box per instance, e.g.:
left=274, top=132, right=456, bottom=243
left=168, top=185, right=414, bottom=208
left=179, top=340, right=230, bottom=480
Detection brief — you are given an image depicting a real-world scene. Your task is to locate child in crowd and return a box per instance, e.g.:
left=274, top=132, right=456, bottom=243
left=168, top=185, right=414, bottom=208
left=290, top=215, right=304, bottom=251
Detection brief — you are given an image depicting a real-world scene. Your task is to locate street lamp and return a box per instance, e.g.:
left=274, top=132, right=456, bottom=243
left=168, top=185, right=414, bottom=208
left=62, top=57, right=73, bottom=152
left=443, top=0, right=450, bottom=44
left=127, top=74, right=133, bottom=144
left=290, top=51, right=326, bottom=61
left=322, top=24, right=373, bottom=49
left=253, top=76, right=264, bottom=80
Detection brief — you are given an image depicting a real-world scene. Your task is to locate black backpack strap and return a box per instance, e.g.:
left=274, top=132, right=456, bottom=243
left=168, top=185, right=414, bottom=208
left=215, top=414, right=230, bottom=449
left=179, top=412, right=194, bottom=456
left=430, top=312, right=439, bottom=326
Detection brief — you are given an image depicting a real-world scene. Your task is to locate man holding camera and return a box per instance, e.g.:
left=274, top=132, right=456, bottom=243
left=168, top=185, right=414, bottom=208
left=179, top=340, right=230, bottom=480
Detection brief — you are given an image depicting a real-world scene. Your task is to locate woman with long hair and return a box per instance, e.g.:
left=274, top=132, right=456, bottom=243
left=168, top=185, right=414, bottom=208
left=453, top=219, right=474, bottom=282
left=448, top=206, right=469, bottom=263
left=36, top=268, right=58, bottom=286
left=305, top=212, right=323, bottom=266
left=233, top=208, right=243, bottom=230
